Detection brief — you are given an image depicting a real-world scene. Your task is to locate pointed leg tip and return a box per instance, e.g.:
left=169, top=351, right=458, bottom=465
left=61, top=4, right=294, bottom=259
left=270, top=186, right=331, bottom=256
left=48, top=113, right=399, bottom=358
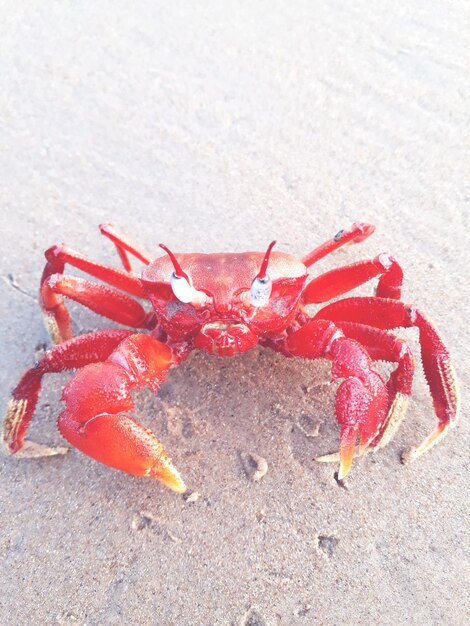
left=2, top=439, right=69, bottom=458
left=401, top=423, right=449, bottom=465
left=17, top=440, right=69, bottom=458
left=337, top=425, right=358, bottom=480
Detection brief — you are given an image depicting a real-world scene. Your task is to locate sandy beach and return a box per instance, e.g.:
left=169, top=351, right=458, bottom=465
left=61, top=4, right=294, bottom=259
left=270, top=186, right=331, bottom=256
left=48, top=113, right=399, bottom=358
left=0, top=2, right=469, bottom=624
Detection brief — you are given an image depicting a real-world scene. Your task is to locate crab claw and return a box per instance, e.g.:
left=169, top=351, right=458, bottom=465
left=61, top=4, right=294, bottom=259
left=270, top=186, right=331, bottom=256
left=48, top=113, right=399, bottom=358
left=2, top=331, right=187, bottom=493
left=59, top=408, right=187, bottom=494
left=56, top=335, right=188, bottom=493
left=337, top=425, right=358, bottom=479
left=314, top=339, right=389, bottom=479
left=149, top=454, right=187, bottom=493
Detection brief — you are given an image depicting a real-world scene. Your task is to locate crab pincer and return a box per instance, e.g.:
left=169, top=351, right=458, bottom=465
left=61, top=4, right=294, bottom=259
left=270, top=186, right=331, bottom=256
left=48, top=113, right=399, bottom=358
left=58, top=334, right=185, bottom=492
left=4, top=332, right=186, bottom=493
left=286, top=319, right=389, bottom=478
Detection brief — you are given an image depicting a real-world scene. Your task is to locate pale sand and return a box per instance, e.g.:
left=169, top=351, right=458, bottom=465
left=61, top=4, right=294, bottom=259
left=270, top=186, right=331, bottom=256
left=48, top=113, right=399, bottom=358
left=0, top=2, right=469, bottom=624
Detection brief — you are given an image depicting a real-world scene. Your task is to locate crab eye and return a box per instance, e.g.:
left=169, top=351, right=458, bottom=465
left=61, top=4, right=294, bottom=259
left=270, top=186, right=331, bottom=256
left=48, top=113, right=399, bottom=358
left=170, top=272, right=199, bottom=303
left=250, top=275, right=272, bottom=307
left=160, top=243, right=206, bottom=304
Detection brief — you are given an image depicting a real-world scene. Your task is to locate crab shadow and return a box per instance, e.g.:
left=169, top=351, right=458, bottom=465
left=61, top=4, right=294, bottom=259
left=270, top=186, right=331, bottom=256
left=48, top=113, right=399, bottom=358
left=143, top=346, right=341, bottom=486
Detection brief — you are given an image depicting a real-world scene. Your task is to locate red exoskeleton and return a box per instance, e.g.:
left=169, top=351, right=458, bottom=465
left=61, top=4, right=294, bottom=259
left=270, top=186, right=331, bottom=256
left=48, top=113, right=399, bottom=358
left=3, top=223, right=459, bottom=492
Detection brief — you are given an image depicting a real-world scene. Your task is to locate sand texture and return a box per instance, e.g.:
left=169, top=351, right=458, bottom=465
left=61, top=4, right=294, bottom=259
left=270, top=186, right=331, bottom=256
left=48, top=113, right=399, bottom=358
left=0, top=2, right=469, bottom=624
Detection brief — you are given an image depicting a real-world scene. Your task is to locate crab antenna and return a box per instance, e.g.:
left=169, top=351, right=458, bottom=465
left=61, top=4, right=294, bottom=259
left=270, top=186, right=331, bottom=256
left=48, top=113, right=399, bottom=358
left=159, top=244, right=190, bottom=281
left=256, top=240, right=277, bottom=280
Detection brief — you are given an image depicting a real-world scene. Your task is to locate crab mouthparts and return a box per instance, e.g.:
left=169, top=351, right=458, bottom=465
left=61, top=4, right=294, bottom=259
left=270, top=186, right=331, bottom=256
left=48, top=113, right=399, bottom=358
left=195, top=320, right=257, bottom=356
left=203, top=321, right=247, bottom=331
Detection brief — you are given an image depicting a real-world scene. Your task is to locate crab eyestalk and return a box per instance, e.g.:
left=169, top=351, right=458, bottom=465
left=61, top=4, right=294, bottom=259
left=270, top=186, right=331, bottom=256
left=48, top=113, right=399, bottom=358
left=159, top=243, right=190, bottom=282
left=250, top=240, right=276, bottom=307
left=159, top=243, right=201, bottom=303
left=256, top=240, right=277, bottom=280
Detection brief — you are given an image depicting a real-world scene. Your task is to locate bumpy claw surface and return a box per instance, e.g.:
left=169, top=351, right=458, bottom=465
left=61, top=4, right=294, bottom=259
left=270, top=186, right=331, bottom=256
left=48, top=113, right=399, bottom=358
left=57, top=335, right=187, bottom=492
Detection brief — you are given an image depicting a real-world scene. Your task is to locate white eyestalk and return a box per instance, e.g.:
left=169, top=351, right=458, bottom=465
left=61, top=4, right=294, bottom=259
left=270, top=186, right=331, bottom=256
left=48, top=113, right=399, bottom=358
left=250, top=276, right=272, bottom=307
left=170, top=272, right=199, bottom=303
left=249, top=240, right=276, bottom=308
left=160, top=243, right=206, bottom=305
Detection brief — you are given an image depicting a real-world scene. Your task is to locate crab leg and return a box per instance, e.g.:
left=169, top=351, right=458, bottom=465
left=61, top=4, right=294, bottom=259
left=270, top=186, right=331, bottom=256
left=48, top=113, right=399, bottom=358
left=303, top=254, right=403, bottom=303
left=315, top=297, right=460, bottom=462
left=99, top=223, right=153, bottom=272
left=302, top=222, right=375, bottom=268
left=42, top=244, right=148, bottom=296
left=41, top=243, right=151, bottom=343
left=3, top=329, right=134, bottom=455
left=42, top=274, right=152, bottom=343
left=285, top=319, right=389, bottom=478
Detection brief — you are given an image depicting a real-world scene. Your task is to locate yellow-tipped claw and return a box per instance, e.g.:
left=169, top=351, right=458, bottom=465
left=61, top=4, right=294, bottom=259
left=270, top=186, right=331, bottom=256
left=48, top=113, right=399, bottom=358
left=151, top=456, right=187, bottom=494
left=337, top=426, right=358, bottom=480
left=314, top=427, right=362, bottom=479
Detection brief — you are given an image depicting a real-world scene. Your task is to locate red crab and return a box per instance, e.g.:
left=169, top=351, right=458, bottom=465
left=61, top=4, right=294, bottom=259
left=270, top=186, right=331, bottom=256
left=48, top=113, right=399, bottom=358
left=3, top=223, right=459, bottom=493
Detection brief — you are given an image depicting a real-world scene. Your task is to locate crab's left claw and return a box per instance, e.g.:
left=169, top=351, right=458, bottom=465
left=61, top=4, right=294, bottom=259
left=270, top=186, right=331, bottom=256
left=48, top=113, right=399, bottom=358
left=337, top=425, right=358, bottom=479
left=313, top=335, right=389, bottom=479
left=287, top=320, right=389, bottom=479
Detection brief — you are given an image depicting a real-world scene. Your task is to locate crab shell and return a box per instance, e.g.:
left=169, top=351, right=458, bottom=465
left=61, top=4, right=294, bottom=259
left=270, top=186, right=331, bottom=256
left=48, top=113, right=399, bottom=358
left=141, top=252, right=308, bottom=356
